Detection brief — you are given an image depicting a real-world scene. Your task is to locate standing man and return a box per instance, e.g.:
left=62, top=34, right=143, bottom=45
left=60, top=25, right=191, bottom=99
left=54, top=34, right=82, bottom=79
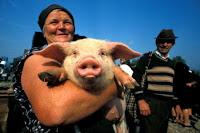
left=132, top=29, right=179, bottom=133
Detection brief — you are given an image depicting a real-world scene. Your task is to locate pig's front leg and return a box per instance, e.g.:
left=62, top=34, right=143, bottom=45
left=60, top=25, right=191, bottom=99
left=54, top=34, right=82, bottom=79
left=114, top=66, right=138, bottom=89
left=104, top=97, right=128, bottom=133
left=38, top=67, right=68, bottom=87
left=104, top=98, right=122, bottom=122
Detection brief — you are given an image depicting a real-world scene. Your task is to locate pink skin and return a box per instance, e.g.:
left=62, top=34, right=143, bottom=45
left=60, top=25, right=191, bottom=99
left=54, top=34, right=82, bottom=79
left=34, top=38, right=142, bottom=127
left=35, top=39, right=142, bottom=90
left=76, top=56, right=102, bottom=79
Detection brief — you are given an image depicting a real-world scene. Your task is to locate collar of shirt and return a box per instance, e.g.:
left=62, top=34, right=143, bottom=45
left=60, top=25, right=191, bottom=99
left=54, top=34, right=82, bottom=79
left=155, top=50, right=169, bottom=60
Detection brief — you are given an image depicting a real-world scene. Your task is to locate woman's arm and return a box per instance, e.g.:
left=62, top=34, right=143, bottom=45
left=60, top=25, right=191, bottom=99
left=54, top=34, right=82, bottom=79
left=21, top=54, right=117, bottom=126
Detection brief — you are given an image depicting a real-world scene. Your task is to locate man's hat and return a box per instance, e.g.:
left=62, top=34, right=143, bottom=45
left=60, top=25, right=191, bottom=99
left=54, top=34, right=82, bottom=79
left=155, top=29, right=178, bottom=40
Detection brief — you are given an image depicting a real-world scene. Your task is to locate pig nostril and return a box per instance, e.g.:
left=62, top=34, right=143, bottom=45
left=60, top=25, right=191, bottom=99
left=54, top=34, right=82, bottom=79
left=80, top=64, right=99, bottom=70
left=79, top=61, right=100, bottom=70
left=81, top=65, right=87, bottom=69
left=92, top=65, right=98, bottom=69
left=76, top=59, right=102, bottom=78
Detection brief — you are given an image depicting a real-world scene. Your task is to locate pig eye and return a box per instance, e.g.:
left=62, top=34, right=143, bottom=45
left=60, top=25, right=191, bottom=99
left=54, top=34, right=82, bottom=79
left=72, top=51, right=77, bottom=55
left=99, top=50, right=106, bottom=56
left=71, top=50, right=78, bottom=56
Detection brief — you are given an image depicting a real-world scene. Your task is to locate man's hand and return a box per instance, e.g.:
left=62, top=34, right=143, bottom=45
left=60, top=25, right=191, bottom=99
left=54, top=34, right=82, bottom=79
left=138, top=99, right=151, bottom=116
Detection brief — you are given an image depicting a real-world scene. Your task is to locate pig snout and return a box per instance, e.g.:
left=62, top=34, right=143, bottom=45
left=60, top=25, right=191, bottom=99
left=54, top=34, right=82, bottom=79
left=76, top=57, right=102, bottom=79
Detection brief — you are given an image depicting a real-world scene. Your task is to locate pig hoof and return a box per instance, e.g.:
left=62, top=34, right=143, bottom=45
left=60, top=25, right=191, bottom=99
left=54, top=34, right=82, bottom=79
left=38, top=72, right=59, bottom=86
left=39, top=72, right=53, bottom=82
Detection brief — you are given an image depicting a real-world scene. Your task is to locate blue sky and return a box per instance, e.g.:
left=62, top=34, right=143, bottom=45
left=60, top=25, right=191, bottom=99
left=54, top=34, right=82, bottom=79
left=0, top=0, right=200, bottom=70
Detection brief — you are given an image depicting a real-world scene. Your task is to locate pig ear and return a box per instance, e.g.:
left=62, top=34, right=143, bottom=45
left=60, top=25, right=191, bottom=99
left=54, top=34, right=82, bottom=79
left=33, top=42, right=69, bottom=63
left=107, top=42, right=142, bottom=60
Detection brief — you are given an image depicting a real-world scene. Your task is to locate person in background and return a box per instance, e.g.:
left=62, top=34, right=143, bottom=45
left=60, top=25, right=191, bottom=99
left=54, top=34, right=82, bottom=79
left=174, top=62, right=200, bottom=127
left=119, top=58, right=138, bottom=133
left=132, top=29, right=180, bottom=133
left=119, top=58, right=134, bottom=78
left=9, top=4, right=120, bottom=133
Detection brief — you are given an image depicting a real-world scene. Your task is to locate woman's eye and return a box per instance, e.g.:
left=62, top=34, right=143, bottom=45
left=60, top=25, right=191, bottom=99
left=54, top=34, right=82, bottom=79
left=49, top=20, right=58, bottom=25
left=64, top=20, right=73, bottom=24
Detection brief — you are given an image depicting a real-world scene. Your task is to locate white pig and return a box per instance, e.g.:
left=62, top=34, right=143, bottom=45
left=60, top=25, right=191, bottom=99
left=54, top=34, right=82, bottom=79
left=34, top=38, right=141, bottom=133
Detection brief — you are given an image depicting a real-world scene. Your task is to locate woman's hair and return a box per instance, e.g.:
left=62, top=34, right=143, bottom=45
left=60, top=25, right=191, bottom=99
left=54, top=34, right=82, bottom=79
left=38, top=4, right=74, bottom=30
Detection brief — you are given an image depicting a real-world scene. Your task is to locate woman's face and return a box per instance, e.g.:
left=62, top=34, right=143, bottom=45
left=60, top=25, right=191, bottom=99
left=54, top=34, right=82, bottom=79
left=43, top=9, right=75, bottom=44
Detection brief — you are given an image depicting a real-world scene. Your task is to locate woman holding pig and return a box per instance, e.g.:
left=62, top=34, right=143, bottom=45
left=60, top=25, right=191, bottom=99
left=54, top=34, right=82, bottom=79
left=9, top=4, right=119, bottom=133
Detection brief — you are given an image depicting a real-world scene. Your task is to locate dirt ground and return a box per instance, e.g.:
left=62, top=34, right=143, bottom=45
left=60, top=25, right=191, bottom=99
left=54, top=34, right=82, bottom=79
left=168, top=120, right=200, bottom=133
left=0, top=97, right=9, bottom=133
